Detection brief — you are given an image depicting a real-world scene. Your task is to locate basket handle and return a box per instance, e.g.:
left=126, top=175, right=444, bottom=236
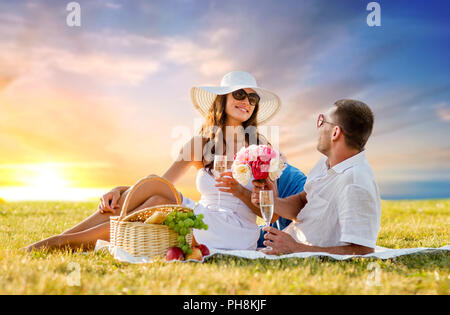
left=118, top=175, right=182, bottom=222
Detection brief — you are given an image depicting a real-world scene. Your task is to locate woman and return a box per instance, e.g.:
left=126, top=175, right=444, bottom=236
left=26, top=70, right=282, bottom=252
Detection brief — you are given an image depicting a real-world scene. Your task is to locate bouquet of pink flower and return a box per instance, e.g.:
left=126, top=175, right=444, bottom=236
left=231, top=144, right=287, bottom=185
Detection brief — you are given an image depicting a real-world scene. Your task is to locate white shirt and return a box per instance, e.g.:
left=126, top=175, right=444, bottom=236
left=284, top=150, right=381, bottom=248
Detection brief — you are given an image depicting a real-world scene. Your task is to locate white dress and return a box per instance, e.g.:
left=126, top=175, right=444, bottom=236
left=180, top=168, right=260, bottom=250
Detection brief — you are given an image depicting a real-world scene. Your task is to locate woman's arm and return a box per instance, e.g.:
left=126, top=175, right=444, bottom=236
left=159, top=136, right=204, bottom=184
left=215, top=172, right=279, bottom=223
left=161, top=159, right=193, bottom=185
left=111, top=186, right=131, bottom=194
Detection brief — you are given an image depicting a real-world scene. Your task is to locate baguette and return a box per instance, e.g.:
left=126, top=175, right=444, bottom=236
left=144, top=211, right=168, bottom=224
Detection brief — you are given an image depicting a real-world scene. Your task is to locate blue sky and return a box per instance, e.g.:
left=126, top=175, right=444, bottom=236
left=0, top=0, right=449, bottom=200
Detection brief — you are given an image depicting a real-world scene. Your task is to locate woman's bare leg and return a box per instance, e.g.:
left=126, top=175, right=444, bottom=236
left=61, top=176, right=182, bottom=235
left=59, top=207, right=118, bottom=235
left=25, top=178, right=181, bottom=251
left=28, top=222, right=111, bottom=252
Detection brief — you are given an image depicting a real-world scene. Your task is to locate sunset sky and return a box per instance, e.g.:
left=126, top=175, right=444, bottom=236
left=0, top=0, right=449, bottom=201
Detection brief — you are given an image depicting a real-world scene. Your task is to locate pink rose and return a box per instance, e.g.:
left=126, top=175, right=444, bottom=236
left=251, top=158, right=270, bottom=180
left=257, top=145, right=277, bottom=162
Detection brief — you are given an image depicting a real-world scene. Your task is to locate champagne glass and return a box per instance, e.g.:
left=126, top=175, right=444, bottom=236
left=260, top=190, right=274, bottom=251
left=213, top=155, right=227, bottom=211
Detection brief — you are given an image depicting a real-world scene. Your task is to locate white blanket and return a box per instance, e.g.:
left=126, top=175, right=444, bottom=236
left=94, top=240, right=450, bottom=264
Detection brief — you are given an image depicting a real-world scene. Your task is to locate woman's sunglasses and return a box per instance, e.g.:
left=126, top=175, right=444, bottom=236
left=232, top=89, right=260, bottom=106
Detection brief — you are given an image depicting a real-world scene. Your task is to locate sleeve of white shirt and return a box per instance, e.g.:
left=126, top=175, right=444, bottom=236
left=337, top=184, right=380, bottom=248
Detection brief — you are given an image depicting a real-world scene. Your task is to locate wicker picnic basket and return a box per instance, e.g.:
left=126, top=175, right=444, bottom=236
left=110, top=175, right=193, bottom=258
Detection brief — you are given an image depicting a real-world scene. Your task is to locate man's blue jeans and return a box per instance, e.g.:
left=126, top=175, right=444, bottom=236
left=257, top=217, right=291, bottom=248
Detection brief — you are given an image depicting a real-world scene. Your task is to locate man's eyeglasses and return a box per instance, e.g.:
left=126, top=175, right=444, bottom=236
left=317, top=114, right=345, bottom=134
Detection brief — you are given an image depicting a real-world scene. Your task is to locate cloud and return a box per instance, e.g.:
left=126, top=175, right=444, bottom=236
left=0, top=39, right=161, bottom=89
left=0, top=13, right=239, bottom=90
left=164, top=36, right=235, bottom=76
left=0, top=74, right=16, bottom=91
left=105, top=1, right=122, bottom=10
left=437, top=108, right=450, bottom=122
left=434, top=102, right=450, bottom=122
left=41, top=47, right=160, bottom=85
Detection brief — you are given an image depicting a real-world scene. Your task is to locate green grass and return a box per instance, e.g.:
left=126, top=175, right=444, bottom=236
left=0, top=199, right=449, bottom=294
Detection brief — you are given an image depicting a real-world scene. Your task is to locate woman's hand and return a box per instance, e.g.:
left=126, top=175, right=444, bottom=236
left=215, top=171, right=246, bottom=198
left=98, top=188, right=122, bottom=214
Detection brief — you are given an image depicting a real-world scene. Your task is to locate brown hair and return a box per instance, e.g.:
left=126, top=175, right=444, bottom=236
left=199, top=94, right=269, bottom=175
left=332, top=99, right=374, bottom=151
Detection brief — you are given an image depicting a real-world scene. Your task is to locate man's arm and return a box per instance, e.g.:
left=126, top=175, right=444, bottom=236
left=262, top=226, right=374, bottom=255
left=273, top=191, right=307, bottom=221
left=292, top=243, right=374, bottom=255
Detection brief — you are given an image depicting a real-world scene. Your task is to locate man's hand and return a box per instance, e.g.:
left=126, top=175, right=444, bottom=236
left=262, top=226, right=304, bottom=255
left=251, top=177, right=278, bottom=206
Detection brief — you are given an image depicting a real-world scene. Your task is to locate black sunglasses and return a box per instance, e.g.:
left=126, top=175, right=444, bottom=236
left=231, top=89, right=260, bottom=106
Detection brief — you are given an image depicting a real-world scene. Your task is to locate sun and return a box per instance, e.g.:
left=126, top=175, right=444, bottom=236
left=25, top=164, right=69, bottom=189
left=0, top=162, right=110, bottom=201
left=15, top=163, right=72, bottom=200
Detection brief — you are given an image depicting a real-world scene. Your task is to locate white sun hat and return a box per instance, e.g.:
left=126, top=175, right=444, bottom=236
left=190, top=71, right=282, bottom=125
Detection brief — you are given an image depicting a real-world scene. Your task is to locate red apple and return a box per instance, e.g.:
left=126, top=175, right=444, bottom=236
left=185, top=247, right=203, bottom=261
left=195, top=244, right=210, bottom=257
left=166, top=247, right=184, bottom=261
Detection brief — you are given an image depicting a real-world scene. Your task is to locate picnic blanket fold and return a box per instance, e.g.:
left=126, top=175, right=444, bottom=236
left=94, top=240, right=449, bottom=263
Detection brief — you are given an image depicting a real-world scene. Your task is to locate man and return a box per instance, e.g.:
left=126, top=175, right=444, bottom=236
left=252, top=99, right=381, bottom=255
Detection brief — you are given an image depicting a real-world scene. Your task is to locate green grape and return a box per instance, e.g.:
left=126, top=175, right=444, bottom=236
left=165, top=211, right=204, bottom=241
left=186, top=248, right=193, bottom=255
left=198, top=214, right=204, bottom=220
